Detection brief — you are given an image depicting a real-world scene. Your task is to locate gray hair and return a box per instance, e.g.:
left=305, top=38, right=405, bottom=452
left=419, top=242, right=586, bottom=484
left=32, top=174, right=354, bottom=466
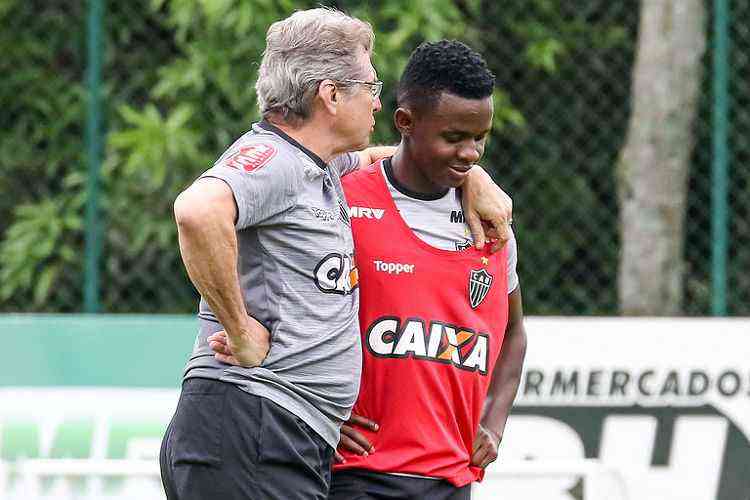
left=256, top=8, right=375, bottom=125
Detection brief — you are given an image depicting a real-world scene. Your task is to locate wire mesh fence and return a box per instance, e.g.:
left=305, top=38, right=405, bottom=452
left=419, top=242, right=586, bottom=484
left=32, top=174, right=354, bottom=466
left=726, top=0, right=750, bottom=315
left=0, top=0, right=747, bottom=315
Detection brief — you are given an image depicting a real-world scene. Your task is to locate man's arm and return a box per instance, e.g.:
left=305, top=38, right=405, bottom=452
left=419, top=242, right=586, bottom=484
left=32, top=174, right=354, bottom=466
left=471, top=286, right=527, bottom=468
left=462, top=166, right=513, bottom=252
left=174, top=178, right=269, bottom=367
left=355, top=145, right=397, bottom=170
left=331, top=146, right=395, bottom=178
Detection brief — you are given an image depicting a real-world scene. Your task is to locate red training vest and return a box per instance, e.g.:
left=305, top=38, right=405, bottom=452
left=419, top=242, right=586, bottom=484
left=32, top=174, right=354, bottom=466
left=335, top=161, right=509, bottom=487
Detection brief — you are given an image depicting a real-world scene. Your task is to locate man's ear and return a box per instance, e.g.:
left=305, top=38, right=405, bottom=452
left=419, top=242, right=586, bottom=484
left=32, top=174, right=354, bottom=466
left=317, top=79, right=338, bottom=116
left=394, top=107, right=414, bottom=136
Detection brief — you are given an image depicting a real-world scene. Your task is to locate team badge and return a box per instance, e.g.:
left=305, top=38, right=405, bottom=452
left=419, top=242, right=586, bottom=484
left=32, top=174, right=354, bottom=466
left=225, top=143, right=277, bottom=173
left=468, top=268, right=493, bottom=309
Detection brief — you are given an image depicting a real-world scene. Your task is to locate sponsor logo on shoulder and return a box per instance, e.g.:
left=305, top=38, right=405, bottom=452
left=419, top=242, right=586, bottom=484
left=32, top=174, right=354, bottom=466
left=450, top=210, right=464, bottom=223
left=225, top=143, right=277, bottom=173
left=349, top=206, right=385, bottom=220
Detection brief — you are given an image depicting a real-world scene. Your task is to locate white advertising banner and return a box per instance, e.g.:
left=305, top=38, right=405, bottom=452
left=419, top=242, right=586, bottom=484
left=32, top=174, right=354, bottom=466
left=476, top=317, right=750, bottom=500
left=0, top=317, right=748, bottom=499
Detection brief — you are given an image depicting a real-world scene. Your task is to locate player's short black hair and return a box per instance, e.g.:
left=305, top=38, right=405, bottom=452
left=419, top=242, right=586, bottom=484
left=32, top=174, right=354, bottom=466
left=397, top=40, right=495, bottom=112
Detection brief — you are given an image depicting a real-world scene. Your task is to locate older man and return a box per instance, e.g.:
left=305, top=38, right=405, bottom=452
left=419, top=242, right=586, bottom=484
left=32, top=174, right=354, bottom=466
left=159, top=8, right=512, bottom=500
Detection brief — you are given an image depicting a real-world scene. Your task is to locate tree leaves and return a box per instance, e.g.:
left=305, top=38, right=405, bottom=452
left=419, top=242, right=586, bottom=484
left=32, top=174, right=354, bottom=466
left=0, top=0, right=637, bottom=313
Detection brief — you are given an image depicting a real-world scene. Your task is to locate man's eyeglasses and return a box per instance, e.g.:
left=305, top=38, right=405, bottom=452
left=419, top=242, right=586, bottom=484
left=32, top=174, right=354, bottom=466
left=338, top=79, right=383, bottom=100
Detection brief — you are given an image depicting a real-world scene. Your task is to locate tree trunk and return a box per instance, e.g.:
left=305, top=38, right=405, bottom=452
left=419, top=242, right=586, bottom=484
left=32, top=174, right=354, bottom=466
left=617, top=0, right=706, bottom=315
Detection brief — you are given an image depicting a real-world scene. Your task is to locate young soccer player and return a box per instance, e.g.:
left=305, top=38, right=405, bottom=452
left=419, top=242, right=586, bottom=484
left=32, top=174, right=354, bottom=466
left=329, top=40, right=527, bottom=500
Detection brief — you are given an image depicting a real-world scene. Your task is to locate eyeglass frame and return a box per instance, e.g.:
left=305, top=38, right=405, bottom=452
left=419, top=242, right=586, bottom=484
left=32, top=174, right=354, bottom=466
left=336, top=79, right=384, bottom=100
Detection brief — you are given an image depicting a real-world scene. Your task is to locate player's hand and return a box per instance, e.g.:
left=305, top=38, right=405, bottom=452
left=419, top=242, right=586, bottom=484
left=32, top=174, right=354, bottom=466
left=334, top=413, right=379, bottom=463
left=207, top=317, right=270, bottom=368
left=462, top=166, right=513, bottom=253
left=471, top=424, right=501, bottom=469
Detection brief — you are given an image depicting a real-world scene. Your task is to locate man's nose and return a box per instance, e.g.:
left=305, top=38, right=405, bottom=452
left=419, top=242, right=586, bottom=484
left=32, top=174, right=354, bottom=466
left=458, top=143, right=480, bottom=163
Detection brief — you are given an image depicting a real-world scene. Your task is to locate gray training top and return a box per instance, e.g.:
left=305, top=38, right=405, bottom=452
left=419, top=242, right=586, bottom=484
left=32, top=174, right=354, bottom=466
left=183, top=121, right=362, bottom=449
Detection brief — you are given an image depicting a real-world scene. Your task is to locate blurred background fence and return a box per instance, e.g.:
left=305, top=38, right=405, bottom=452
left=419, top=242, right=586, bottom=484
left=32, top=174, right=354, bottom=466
left=0, top=0, right=747, bottom=316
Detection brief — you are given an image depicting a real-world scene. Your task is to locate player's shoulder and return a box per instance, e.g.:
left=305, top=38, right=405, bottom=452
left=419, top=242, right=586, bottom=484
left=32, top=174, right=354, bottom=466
left=342, top=159, right=383, bottom=188
left=493, top=227, right=516, bottom=264
left=507, top=226, right=518, bottom=255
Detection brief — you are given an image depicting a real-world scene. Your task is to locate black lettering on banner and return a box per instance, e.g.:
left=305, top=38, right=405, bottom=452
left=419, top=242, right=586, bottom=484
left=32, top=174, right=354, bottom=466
left=718, top=371, right=741, bottom=397
left=689, top=371, right=710, bottom=396
left=660, top=370, right=680, bottom=396
left=639, top=370, right=654, bottom=396
left=524, top=370, right=544, bottom=396
left=521, top=368, right=750, bottom=400
left=609, top=370, right=630, bottom=396
left=551, top=371, right=579, bottom=396
left=587, top=370, right=603, bottom=396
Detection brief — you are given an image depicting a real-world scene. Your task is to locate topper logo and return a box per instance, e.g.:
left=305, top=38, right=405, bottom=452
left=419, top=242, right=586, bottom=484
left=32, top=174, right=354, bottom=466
left=374, top=260, right=415, bottom=275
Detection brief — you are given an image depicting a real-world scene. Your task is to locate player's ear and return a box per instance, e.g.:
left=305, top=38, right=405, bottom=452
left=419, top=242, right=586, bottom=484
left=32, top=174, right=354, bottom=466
left=318, top=79, right=338, bottom=115
left=394, top=107, right=414, bottom=136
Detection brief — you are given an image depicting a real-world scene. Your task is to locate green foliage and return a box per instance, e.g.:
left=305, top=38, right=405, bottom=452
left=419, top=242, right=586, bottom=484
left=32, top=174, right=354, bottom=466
left=0, top=0, right=631, bottom=313
left=455, top=0, right=638, bottom=314
left=0, top=0, right=86, bottom=310
left=2, top=0, right=741, bottom=315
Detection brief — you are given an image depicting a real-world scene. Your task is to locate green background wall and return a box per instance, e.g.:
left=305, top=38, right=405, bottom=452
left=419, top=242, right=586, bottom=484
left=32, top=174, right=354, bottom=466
left=0, top=315, right=195, bottom=387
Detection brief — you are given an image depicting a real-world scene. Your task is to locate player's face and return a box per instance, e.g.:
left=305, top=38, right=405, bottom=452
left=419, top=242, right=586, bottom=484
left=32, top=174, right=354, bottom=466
left=337, top=49, right=383, bottom=151
left=407, top=92, right=493, bottom=192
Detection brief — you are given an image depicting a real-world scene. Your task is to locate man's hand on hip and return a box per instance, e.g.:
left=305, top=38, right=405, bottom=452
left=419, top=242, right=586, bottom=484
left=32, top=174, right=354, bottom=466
left=207, top=317, right=270, bottom=368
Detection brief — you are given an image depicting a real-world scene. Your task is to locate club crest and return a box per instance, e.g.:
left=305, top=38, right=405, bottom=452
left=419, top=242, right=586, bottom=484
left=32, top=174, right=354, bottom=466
left=224, top=143, right=277, bottom=173
left=468, top=268, right=493, bottom=309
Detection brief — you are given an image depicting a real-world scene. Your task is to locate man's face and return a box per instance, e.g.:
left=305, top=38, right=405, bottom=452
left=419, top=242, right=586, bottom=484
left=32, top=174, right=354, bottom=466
left=337, top=49, right=383, bottom=151
left=405, top=92, right=493, bottom=192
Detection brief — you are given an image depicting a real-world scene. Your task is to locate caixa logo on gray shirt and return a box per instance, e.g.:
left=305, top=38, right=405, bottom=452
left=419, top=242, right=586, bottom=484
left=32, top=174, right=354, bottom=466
left=314, top=252, right=358, bottom=295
